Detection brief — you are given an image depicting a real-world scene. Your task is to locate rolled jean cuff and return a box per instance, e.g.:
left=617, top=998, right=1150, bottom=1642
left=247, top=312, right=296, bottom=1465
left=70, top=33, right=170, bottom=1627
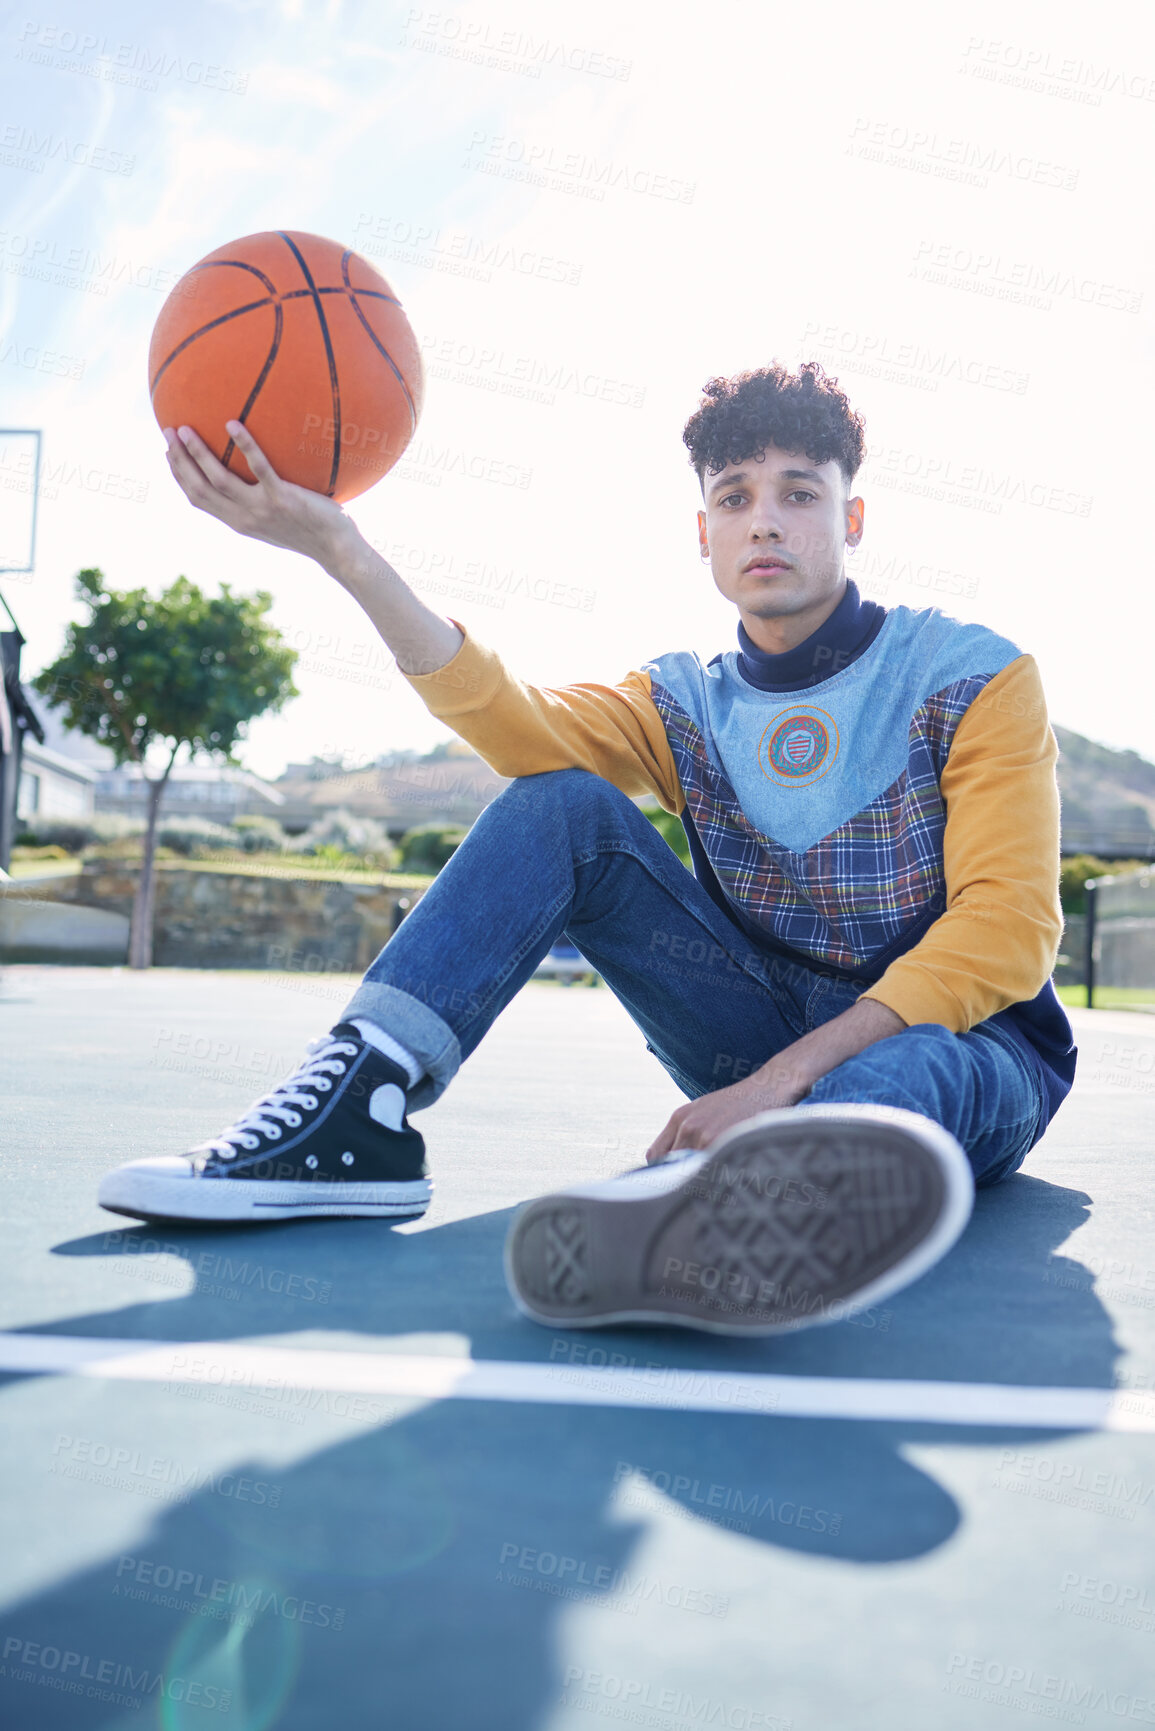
left=338, top=981, right=461, bottom=1112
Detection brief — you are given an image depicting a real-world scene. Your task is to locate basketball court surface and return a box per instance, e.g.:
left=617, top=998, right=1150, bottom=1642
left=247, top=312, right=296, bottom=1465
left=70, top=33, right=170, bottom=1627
left=2, top=965, right=1153, bottom=1729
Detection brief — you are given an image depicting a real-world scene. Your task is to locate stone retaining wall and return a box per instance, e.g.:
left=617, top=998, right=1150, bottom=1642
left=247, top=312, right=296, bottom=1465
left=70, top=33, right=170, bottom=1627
left=30, top=863, right=430, bottom=971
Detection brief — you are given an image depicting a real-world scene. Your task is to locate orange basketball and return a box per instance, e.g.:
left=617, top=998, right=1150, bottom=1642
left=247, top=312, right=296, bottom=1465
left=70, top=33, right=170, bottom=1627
left=148, top=230, right=423, bottom=503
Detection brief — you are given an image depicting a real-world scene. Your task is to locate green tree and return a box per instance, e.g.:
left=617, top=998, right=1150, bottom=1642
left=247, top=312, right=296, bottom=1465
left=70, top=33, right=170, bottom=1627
left=644, top=805, right=691, bottom=867
left=34, top=567, right=297, bottom=968
left=399, top=824, right=468, bottom=874
left=1059, top=853, right=1151, bottom=915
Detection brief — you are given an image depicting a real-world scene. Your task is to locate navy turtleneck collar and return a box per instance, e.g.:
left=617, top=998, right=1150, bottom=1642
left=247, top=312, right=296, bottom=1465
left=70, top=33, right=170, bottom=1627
left=734, top=578, right=887, bottom=692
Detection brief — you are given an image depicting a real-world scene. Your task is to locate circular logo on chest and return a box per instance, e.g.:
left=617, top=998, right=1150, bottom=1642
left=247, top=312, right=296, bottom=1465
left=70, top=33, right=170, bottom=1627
left=758, top=707, right=839, bottom=786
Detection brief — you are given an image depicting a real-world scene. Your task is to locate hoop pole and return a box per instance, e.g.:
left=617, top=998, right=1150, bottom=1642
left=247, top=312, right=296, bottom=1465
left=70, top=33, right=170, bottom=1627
left=1083, top=878, right=1098, bottom=1010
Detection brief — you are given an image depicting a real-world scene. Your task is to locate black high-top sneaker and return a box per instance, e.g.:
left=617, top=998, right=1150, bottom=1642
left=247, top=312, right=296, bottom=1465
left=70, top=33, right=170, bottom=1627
left=504, top=1104, right=974, bottom=1335
left=98, top=1024, right=431, bottom=1223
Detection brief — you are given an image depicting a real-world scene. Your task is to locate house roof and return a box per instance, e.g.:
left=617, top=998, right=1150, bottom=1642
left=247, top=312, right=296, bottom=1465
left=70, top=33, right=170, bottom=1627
left=97, top=762, right=286, bottom=805
left=20, top=738, right=99, bottom=782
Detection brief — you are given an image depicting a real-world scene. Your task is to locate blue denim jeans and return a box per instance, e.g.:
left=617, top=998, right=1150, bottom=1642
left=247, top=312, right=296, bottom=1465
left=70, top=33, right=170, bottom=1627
left=342, top=770, right=1044, bottom=1187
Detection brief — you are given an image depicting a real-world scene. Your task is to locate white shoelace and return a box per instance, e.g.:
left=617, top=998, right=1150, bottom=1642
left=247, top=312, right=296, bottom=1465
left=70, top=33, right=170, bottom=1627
left=199, top=1036, right=358, bottom=1164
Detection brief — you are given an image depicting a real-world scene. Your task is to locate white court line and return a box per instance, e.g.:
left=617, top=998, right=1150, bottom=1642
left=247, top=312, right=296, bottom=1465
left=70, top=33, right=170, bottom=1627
left=0, top=1333, right=1153, bottom=1432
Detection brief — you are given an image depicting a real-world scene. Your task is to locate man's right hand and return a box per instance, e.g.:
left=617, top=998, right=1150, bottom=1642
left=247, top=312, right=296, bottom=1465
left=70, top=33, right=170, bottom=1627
left=163, top=416, right=464, bottom=678
left=163, top=419, right=359, bottom=570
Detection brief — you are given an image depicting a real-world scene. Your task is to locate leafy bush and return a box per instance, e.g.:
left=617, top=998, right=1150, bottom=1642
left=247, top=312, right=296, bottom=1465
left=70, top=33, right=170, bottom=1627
left=398, top=824, right=468, bottom=874
left=302, top=843, right=357, bottom=869
left=230, top=815, right=289, bottom=854
left=156, top=818, right=238, bottom=857
left=10, top=844, right=72, bottom=862
left=1059, top=854, right=1149, bottom=914
left=15, top=820, right=100, bottom=854
left=299, top=809, right=398, bottom=870
left=644, top=807, right=691, bottom=867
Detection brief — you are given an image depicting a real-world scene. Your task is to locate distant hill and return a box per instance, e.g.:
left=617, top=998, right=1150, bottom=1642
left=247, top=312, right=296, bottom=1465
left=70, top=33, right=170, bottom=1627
left=274, top=742, right=508, bottom=834
left=274, top=728, right=1155, bottom=855
left=1055, top=727, right=1155, bottom=856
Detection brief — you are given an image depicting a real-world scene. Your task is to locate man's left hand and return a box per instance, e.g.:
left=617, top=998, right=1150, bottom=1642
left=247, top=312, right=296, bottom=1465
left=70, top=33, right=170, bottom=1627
left=644, top=996, right=908, bottom=1164
left=646, top=1064, right=808, bottom=1163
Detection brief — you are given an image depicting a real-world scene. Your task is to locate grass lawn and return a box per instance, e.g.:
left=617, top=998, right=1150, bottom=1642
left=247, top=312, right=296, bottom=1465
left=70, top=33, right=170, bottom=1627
left=7, top=854, right=432, bottom=890
left=1055, top=983, right=1155, bottom=1012
left=6, top=859, right=83, bottom=880
left=150, top=856, right=433, bottom=889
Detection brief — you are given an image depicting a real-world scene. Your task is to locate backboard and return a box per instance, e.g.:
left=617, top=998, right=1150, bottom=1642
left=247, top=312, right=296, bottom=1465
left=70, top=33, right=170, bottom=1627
left=0, top=429, right=41, bottom=575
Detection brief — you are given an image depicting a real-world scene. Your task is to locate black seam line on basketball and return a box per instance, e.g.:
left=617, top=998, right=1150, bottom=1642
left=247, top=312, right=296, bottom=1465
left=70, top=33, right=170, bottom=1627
left=192, top=258, right=279, bottom=293
left=340, top=250, right=416, bottom=431
left=274, top=286, right=399, bottom=302
left=151, top=258, right=280, bottom=397
left=149, top=284, right=401, bottom=397
left=178, top=254, right=393, bottom=304
left=148, top=297, right=278, bottom=397
left=150, top=277, right=400, bottom=400
left=308, top=286, right=401, bottom=303
left=221, top=294, right=284, bottom=472
left=278, top=231, right=341, bottom=496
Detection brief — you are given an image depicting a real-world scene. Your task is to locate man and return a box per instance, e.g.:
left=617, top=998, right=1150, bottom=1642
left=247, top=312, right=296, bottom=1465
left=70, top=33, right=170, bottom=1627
left=99, top=362, right=1076, bottom=1338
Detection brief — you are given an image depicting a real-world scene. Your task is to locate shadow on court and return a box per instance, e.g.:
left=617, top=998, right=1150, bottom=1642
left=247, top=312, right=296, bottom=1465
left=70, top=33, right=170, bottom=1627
left=0, top=1173, right=1118, bottom=1729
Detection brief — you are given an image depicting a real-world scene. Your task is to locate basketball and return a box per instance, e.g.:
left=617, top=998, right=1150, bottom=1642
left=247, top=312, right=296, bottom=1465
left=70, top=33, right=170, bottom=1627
left=148, top=229, right=424, bottom=503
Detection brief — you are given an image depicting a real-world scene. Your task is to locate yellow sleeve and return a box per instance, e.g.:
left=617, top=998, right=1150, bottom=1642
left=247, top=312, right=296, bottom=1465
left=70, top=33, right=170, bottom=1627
left=860, top=655, right=1063, bottom=1032
left=400, top=621, right=685, bottom=813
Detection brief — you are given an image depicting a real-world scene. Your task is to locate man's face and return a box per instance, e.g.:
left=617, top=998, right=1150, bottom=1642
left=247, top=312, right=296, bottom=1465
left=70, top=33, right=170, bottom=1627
left=697, top=447, right=864, bottom=638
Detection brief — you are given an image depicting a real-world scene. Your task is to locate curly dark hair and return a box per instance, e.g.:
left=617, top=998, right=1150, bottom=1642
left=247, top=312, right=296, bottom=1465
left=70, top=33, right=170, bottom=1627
left=682, top=361, right=866, bottom=490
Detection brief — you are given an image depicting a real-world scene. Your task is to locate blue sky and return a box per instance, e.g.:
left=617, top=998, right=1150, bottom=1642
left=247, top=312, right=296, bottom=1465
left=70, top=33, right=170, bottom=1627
left=1, top=0, right=1151, bottom=776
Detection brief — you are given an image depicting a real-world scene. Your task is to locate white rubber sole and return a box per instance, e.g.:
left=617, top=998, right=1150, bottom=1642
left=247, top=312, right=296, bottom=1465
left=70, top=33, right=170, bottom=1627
left=504, top=1105, right=974, bottom=1336
left=97, top=1169, right=432, bottom=1223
